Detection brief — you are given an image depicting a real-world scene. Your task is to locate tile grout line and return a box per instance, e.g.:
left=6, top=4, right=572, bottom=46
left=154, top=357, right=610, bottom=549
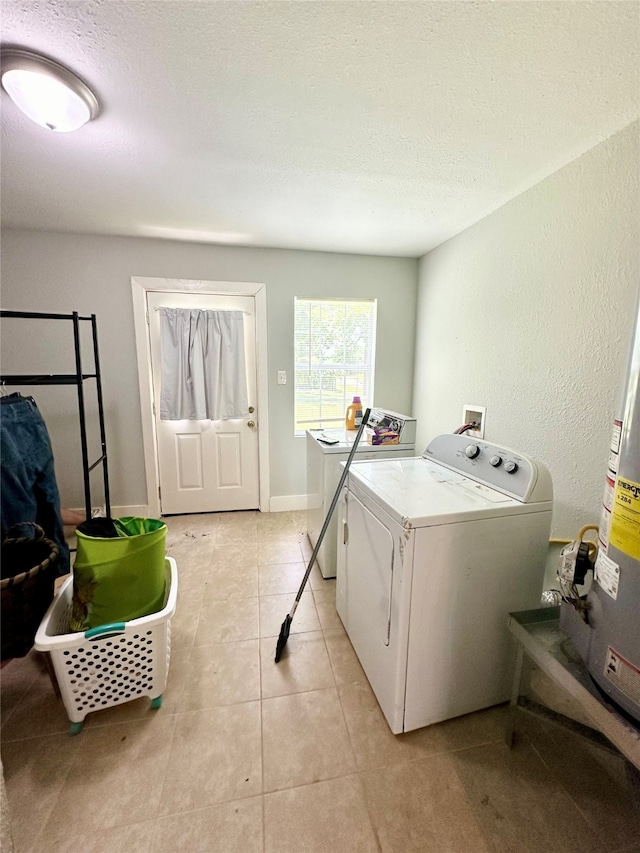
left=524, top=725, right=625, bottom=849
left=258, top=539, right=267, bottom=853
left=323, top=636, right=382, bottom=853
left=10, top=724, right=83, bottom=853
left=152, top=533, right=205, bottom=831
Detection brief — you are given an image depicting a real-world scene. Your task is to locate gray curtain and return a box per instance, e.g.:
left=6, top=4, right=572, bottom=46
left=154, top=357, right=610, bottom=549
left=159, top=308, right=249, bottom=420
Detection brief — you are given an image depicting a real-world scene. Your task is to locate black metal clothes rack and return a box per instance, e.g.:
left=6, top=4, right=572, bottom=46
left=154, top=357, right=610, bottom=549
left=0, top=310, right=111, bottom=520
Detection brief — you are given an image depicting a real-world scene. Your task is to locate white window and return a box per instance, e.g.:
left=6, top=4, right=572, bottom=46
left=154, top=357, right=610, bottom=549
left=294, top=297, right=377, bottom=433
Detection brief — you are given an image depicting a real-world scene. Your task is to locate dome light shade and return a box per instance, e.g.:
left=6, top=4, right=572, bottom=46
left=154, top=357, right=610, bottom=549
left=1, top=48, right=99, bottom=132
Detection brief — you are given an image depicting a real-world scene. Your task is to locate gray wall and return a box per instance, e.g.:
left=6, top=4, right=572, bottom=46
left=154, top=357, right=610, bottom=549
left=0, top=233, right=418, bottom=508
left=413, top=120, right=639, bottom=588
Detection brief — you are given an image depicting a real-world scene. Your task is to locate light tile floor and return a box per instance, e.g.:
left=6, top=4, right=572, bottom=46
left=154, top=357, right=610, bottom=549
left=2, top=510, right=639, bottom=853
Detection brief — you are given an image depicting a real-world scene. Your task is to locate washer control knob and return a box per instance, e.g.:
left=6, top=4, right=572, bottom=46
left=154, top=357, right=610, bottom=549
left=504, top=460, right=519, bottom=474
left=489, top=455, right=502, bottom=467
left=465, top=444, right=480, bottom=459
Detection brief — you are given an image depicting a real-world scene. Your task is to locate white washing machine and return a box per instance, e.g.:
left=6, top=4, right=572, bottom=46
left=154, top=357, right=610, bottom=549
left=306, top=409, right=416, bottom=578
left=336, top=433, right=553, bottom=734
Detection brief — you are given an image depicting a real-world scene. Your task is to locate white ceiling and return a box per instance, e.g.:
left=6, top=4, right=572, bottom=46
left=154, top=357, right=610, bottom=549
left=1, top=1, right=638, bottom=258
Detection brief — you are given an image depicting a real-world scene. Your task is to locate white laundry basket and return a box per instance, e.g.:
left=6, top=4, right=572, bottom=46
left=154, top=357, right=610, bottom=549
left=34, top=556, right=178, bottom=734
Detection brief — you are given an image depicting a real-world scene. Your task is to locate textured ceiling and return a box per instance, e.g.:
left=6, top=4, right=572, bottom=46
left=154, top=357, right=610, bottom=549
left=1, top=1, right=639, bottom=257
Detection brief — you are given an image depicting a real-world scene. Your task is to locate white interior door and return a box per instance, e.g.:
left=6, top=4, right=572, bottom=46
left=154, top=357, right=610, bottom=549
left=147, top=290, right=259, bottom=514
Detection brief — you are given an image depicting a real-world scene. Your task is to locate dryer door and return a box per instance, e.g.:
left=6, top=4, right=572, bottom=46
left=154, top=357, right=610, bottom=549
left=346, top=493, right=394, bottom=647
left=341, top=491, right=408, bottom=734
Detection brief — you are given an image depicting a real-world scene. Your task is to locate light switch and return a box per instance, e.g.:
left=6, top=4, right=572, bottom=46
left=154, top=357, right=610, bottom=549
left=277, top=371, right=287, bottom=385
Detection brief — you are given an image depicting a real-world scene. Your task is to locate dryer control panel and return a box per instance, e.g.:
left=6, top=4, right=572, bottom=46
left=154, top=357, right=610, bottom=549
left=422, top=434, right=552, bottom=504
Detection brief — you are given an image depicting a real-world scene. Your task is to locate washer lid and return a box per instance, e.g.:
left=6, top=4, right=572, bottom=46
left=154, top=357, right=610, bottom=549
left=345, top=457, right=548, bottom=527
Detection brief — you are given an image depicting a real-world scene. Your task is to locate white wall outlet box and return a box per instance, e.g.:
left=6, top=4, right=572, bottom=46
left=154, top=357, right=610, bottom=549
left=462, top=404, right=486, bottom=439
left=277, top=371, right=287, bottom=385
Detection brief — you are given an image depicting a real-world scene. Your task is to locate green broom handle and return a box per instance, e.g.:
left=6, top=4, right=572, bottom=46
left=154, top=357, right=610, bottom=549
left=290, top=408, right=371, bottom=615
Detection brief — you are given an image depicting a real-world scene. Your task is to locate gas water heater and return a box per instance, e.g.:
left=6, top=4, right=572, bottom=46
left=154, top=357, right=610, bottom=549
left=563, top=294, right=640, bottom=724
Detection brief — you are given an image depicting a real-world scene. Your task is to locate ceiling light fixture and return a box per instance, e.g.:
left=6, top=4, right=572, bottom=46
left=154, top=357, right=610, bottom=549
left=1, top=47, right=99, bottom=132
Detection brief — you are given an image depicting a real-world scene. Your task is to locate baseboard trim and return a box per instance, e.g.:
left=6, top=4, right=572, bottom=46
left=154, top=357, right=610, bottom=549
left=269, top=495, right=308, bottom=512
left=72, top=500, right=311, bottom=516
left=116, top=505, right=151, bottom=518
left=68, top=504, right=150, bottom=519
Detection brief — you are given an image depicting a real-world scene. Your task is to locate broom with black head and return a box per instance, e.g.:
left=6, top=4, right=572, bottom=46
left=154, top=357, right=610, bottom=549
left=274, top=408, right=371, bottom=663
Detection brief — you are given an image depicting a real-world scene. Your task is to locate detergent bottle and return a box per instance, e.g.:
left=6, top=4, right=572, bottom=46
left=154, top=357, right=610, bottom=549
left=345, top=396, right=363, bottom=430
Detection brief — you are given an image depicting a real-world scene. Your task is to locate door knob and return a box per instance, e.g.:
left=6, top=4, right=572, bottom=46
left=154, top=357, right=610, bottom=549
left=248, top=406, right=255, bottom=413
left=247, top=420, right=256, bottom=428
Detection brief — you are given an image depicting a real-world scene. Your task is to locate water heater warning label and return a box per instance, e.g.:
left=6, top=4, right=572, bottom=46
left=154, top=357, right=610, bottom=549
left=607, top=419, right=622, bottom=476
left=602, top=477, right=616, bottom=513
left=609, top=476, right=640, bottom=560
left=594, top=551, right=619, bottom=600
left=604, top=647, right=640, bottom=708
left=610, top=419, right=622, bottom=453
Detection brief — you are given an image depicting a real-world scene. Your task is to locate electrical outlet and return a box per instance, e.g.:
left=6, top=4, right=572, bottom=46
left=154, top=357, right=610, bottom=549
left=462, top=404, right=486, bottom=439
left=277, top=371, right=287, bottom=385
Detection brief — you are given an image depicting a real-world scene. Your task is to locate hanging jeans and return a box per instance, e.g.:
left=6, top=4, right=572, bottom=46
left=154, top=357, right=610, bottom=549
left=0, top=393, right=70, bottom=577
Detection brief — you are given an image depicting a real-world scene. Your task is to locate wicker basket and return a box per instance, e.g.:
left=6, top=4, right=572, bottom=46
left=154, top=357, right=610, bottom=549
left=1, top=523, right=59, bottom=661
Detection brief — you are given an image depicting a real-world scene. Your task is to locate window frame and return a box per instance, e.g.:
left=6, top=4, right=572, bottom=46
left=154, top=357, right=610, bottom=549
left=294, top=296, right=377, bottom=435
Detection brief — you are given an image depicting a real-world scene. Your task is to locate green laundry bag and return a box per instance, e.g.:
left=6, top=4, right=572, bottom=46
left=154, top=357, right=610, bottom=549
left=70, top=517, right=167, bottom=631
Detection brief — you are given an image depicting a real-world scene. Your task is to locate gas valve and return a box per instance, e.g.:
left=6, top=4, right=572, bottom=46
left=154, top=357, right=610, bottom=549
left=559, top=540, right=593, bottom=585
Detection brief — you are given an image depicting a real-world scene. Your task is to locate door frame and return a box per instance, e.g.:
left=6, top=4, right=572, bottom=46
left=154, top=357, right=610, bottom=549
left=131, top=276, right=270, bottom=517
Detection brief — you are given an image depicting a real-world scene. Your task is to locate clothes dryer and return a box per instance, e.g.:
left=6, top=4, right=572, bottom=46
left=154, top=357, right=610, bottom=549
left=336, top=433, right=553, bottom=734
